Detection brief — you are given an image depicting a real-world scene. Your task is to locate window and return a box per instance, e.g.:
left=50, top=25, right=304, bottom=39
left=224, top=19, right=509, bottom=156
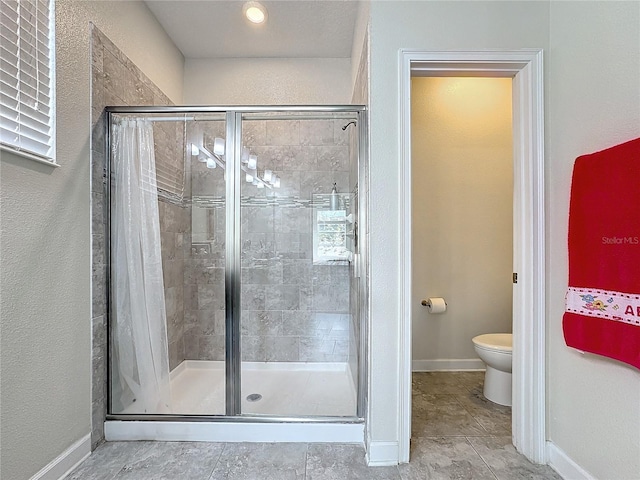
left=313, top=208, right=350, bottom=263
left=0, top=0, right=55, bottom=164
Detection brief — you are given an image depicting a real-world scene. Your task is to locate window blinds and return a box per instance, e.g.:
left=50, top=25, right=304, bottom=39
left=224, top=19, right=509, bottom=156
left=0, top=0, right=55, bottom=162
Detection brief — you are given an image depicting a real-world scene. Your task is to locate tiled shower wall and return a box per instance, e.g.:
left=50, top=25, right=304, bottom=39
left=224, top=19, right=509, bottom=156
left=90, top=26, right=186, bottom=446
left=183, top=119, right=354, bottom=362
left=183, top=120, right=227, bottom=361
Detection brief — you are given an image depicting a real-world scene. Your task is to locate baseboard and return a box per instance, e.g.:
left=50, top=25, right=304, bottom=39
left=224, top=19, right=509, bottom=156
left=365, top=441, right=399, bottom=466
left=30, top=433, right=91, bottom=480
left=547, top=441, right=596, bottom=480
left=412, top=359, right=485, bottom=371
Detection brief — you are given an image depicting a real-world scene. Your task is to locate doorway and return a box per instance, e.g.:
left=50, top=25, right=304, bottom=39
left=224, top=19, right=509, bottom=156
left=411, top=77, right=514, bottom=373
left=397, top=50, right=545, bottom=464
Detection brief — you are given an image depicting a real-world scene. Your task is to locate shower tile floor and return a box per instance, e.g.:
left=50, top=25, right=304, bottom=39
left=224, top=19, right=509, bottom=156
left=169, top=361, right=357, bottom=417
left=69, top=372, right=562, bottom=479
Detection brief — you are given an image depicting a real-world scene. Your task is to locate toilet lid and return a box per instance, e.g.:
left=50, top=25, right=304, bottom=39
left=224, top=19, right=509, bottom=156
left=472, top=333, right=512, bottom=351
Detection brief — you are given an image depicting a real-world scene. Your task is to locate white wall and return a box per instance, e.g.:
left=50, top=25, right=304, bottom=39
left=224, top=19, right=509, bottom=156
left=411, top=77, right=513, bottom=366
left=368, top=0, right=550, bottom=454
left=370, top=0, right=640, bottom=473
left=184, top=58, right=351, bottom=104
left=546, top=2, right=640, bottom=479
left=0, top=2, right=183, bottom=479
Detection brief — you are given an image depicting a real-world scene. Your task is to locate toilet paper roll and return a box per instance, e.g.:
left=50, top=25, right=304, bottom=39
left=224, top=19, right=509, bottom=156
left=427, top=297, right=447, bottom=314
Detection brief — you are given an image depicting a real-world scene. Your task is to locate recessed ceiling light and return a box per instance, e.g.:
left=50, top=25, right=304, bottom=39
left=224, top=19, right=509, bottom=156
left=243, top=1, right=267, bottom=24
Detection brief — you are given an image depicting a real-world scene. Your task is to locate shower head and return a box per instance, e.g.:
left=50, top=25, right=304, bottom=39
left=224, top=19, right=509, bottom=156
left=342, top=121, right=357, bottom=130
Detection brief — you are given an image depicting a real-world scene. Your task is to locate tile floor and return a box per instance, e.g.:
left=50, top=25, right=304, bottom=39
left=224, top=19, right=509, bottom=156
left=66, top=372, right=562, bottom=479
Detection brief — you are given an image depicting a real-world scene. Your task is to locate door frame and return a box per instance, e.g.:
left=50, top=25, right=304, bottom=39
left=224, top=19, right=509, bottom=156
left=397, top=50, right=546, bottom=463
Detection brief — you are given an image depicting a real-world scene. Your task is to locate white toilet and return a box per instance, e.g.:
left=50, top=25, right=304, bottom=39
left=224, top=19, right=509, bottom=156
left=472, top=333, right=512, bottom=407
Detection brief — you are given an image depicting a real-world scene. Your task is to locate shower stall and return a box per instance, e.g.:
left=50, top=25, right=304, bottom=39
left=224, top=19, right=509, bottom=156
left=104, top=106, right=367, bottom=441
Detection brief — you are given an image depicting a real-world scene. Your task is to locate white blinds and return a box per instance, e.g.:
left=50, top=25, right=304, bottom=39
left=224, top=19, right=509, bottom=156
left=0, top=0, right=55, bottom=162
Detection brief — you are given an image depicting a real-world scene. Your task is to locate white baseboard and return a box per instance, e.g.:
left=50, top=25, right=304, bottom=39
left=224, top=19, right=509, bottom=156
left=412, top=359, right=485, bottom=371
left=547, top=441, right=596, bottom=480
left=30, top=433, right=91, bottom=480
left=105, top=421, right=363, bottom=444
left=366, top=441, right=399, bottom=466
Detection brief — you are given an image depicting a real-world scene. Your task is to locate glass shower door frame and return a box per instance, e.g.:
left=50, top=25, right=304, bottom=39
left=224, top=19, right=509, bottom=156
left=225, top=112, right=242, bottom=416
left=105, top=105, right=367, bottom=421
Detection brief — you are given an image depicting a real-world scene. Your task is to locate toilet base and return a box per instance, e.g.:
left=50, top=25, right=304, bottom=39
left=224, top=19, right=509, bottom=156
left=483, top=366, right=512, bottom=407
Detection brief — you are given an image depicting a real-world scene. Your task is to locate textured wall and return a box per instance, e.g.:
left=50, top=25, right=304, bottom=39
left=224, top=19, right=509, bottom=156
left=411, top=77, right=513, bottom=364
left=0, top=1, right=184, bottom=479
left=368, top=0, right=550, bottom=454
left=183, top=58, right=351, bottom=105
left=546, top=2, right=640, bottom=478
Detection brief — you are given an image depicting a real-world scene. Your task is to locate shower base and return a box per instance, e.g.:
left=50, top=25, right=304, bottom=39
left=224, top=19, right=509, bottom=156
left=170, top=360, right=357, bottom=417
left=106, top=360, right=362, bottom=444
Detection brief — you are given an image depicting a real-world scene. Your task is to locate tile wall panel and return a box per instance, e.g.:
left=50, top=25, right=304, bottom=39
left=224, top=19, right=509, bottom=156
left=182, top=119, right=353, bottom=363
left=90, top=26, right=186, bottom=447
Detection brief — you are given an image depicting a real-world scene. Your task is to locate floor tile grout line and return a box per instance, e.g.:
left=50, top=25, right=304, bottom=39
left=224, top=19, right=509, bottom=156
left=452, top=388, right=511, bottom=438
left=111, top=441, right=156, bottom=479
left=451, top=392, right=493, bottom=436
left=303, top=442, right=309, bottom=480
left=205, top=442, right=227, bottom=480
left=465, top=436, right=500, bottom=480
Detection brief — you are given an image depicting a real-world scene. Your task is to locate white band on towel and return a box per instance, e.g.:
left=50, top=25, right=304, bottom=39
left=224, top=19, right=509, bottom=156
left=566, top=287, right=640, bottom=326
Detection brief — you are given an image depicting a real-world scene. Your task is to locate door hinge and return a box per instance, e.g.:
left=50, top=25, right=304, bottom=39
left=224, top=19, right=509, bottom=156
left=513, top=273, right=518, bottom=284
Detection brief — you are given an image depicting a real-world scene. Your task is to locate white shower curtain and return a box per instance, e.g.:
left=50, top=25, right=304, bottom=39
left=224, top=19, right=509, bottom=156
left=112, top=118, right=171, bottom=414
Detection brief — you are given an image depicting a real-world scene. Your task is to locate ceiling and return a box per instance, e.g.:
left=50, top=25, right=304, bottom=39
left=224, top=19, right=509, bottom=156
left=145, top=1, right=360, bottom=59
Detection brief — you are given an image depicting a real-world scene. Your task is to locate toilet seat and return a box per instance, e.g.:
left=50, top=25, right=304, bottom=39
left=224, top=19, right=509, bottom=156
left=472, top=333, right=512, bottom=352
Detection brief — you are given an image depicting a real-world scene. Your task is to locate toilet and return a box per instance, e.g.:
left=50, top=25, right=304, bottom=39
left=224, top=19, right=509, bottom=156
left=472, top=333, right=512, bottom=407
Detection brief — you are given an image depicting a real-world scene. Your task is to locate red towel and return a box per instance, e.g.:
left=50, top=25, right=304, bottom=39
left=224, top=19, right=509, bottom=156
left=563, top=138, right=640, bottom=369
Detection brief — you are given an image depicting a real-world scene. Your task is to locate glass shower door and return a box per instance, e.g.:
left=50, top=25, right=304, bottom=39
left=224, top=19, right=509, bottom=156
left=239, top=112, right=358, bottom=417
left=109, top=112, right=229, bottom=416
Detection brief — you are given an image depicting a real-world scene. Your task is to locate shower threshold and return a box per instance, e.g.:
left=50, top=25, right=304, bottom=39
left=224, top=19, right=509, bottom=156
left=104, top=418, right=364, bottom=444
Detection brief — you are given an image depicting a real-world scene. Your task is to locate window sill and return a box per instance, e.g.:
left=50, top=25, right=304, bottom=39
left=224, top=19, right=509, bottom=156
left=1, top=145, right=58, bottom=168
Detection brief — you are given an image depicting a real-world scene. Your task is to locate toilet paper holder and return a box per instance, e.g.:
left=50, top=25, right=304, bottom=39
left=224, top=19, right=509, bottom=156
left=420, top=298, right=447, bottom=313
left=421, top=299, right=446, bottom=306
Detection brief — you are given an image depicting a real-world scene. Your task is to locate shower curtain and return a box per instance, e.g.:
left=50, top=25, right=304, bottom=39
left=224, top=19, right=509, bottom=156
left=112, top=119, right=172, bottom=414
